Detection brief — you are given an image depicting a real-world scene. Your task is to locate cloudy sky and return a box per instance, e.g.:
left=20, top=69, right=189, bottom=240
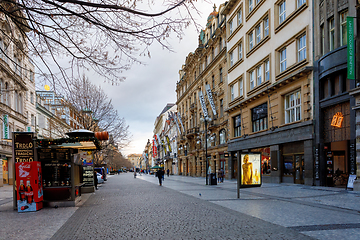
left=110, top=0, right=225, bottom=157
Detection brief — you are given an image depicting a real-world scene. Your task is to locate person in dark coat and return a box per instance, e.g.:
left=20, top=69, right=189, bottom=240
left=94, top=171, right=98, bottom=190
left=157, top=169, right=164, bottom=186
left=167, top=169, right=170, bottom=177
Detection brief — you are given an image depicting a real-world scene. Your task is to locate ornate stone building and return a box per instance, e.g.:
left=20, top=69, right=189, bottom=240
left=176, top=4, right=229, bottom=178
left=0, top=5, right=36, bottom=186
left=223, top=0, right=314, bottom=184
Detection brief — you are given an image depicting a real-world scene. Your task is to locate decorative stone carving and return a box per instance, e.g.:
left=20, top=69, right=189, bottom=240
left=326, top=0, right=334, bottom=19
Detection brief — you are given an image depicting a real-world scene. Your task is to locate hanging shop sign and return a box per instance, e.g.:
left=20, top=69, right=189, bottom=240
left=177, top=112, right=185, bottom=133
left=173, top=113, right=182, bottom=134
left=205, top=84, right=217, bottom=116
left=3, top=114, right=8, bottom=139
left=330, top=112, right=344, bottom=128
left=162, top=140, right=167, bottom=155
left=198, top=90, right=209, bottom=117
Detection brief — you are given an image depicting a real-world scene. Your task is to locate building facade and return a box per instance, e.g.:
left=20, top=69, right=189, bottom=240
left=223, top=0, right=314, bottom=185
left=0, top=7, right=36, bottom=186
left=176, top=4, right=229, bottom=178
left=313, top=0, right=357, bottom=187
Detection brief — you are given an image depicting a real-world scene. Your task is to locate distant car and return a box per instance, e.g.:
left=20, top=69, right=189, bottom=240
left=97, top=172, right=104, bottom=184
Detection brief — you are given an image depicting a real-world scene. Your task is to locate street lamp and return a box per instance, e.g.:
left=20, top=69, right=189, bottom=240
left=200, top=116, right=212, bottom=185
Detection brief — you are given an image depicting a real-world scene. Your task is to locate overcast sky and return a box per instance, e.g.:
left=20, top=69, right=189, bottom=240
left=110, top=0, right=225, bottom=157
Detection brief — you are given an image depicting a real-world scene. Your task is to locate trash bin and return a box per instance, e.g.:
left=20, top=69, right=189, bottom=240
left=209, top=173, right=217, bottom=185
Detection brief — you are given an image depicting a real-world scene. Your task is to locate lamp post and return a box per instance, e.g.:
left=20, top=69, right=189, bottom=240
left=200, top=116, right=212, bottom=185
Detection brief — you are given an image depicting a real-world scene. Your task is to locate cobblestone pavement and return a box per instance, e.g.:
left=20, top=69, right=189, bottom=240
left=0, top=173, right=359, bottom=239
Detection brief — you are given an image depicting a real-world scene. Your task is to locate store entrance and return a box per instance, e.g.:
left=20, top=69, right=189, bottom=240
left=326, top=140, right=348, bottom=187
left=283, top=154, right=304, bottom=184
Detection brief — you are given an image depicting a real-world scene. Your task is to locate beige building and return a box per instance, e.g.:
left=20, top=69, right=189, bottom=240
left=223, top=0, right=314, bottom=184
left=176, top=4, right=229, bottom=179
left=127, top=153, right=142, bottom=170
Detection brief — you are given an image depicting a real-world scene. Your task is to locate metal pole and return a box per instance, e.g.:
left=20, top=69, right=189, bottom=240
left=205, top=120, right=208, bottom=185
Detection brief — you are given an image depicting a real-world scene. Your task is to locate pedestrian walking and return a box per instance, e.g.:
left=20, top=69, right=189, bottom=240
left=94, top=171, right=98, bottom=190
left=157, top=169, right=164, bottom=186
left=218, top=168, right=224, bottom=183
left=167, top=169, right=170, bottom=177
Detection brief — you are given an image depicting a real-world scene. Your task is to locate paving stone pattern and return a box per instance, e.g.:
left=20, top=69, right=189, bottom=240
left=51, top=174, right=313, bottom=240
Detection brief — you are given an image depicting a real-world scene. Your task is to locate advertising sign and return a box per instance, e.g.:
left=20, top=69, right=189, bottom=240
left=240, top=153, right=261, bottom=187
left=13, top=132, right=35, bottom=163
left=166, top=135, right=172, bottom=153
left=347, top=16, right=355, bottom=80
left=205, top=84, right=217, bottom=116
left=80, top=150, right=94, bottom=187
left=198, top=90, right=209, bottom=117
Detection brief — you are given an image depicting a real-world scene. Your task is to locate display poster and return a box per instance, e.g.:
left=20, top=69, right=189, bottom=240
left=13, top=132, right=35, bottom=163
left=80, top=150, right=94, bottom=187
left=240, top=153, right=261, bottom=186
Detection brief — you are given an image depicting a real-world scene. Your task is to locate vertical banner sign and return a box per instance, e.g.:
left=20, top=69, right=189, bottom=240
left=177, top=112, right=185, bottom=133
left=198, top=90, right=209, bottom=117
left=174, top=114, right=181, bottom=134
left=205, top=84, right=217, bottom=116
left=156, top=134, right=161, bottom=146
left=3, top=114, right=8, bottom=139
left=152, top=139, right=157, bottom=158
left=162, top=140, right=167, bottom=155
left=347, top=16, right=355, bottom=80
left=166, top=136, right=172, bottom=153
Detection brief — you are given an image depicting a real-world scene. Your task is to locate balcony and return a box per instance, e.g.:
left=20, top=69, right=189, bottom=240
left=189, top=102, right=197, bottom=112
left=186, top=127, right=199, bottom=138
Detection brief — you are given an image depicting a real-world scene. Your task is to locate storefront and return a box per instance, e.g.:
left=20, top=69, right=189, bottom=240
left=227, top=121, right=314, bottom=185
left=314, top=46, right=356, bottom=187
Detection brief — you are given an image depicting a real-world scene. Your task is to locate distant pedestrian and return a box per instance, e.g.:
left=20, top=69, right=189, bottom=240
left=167, top=169, right=170, bottom=177
left=94, top=171, right=98, bottom=190
left=218, top=168, right=224, bottom=183
left=157, top=169, right=164, bottom=186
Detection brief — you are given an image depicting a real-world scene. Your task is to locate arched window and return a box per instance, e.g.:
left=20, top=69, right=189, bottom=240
left=219, top=129, right=226, bottom=144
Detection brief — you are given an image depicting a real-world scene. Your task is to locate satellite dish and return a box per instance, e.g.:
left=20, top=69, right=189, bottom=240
left=44, top=85, right=50, bottom=91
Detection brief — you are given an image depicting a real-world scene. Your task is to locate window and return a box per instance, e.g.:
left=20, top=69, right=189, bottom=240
left=255, top=25, right=261, bottom=44
left=285, top=90, right=301, bottom=123
left=329, top=18, right=335, bottom=51
left=240, top=78, right=243, bottom=96
left=229, top=19, right=233, bottom=35
left=298, top=34, right=306, bottom=61
left=250, top=70, right=255, bottom=90
left=219, top=68, right=223, bottom=83
left=230, top=85, right=235, bottom=101
left=212, top=75, right=215, bottom=89
left=220, top=99, right=224, bottom=117
left=238, top=43, right=243, bottom=60
left=252, top=103, right=268, bottom=132
left=219, top=129, right=226, bottom=144
left=279, top=1, right=286, bottom=24
left=238, top=9, right=242, bottom=26
left=0, top=38, right=3, bottom=59
left=297, top=0, right=305, bottom=8
left=264, top=17, right=269, bottom=37
left=249, top=0, right=254, bottom=12
left=233, top=115, right=241, bottom=137
left=280, top=48, right=287, bottom=72
left=256, top=0, right=261, bottom=3
left=249, top=32, right=254, bottom=50
left=229, top=51, right=234, bottom=67
left=30, top=92, right=34, bottom=104
left=31, top=114, right=35, bottom=126
left=256, top=65, right=262, bottom=86
left=340, top=11, right=348, bottom=46
left=265, top=59, right=270, bottom=81
left=30, top=70, right=34, bottom=82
